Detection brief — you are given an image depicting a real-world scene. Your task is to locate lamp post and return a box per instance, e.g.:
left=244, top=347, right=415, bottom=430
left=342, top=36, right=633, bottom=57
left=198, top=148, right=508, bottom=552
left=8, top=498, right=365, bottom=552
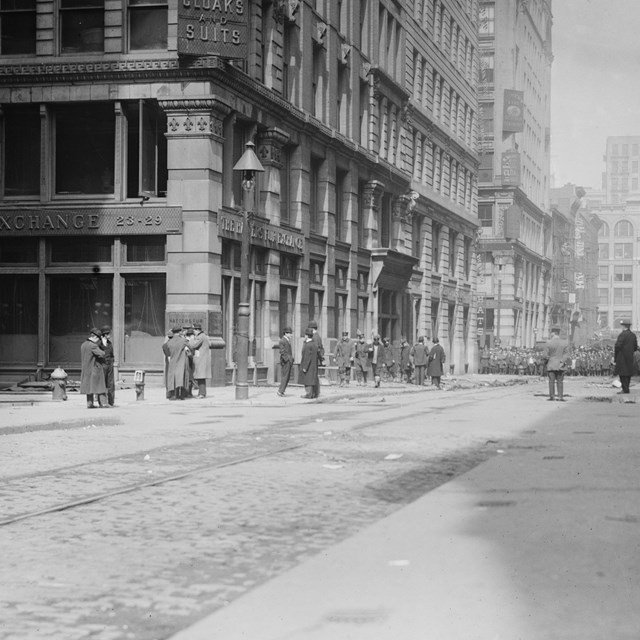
left=232, top=141, right=265, bottom=400
left=495, top=257, right=504, bottom=344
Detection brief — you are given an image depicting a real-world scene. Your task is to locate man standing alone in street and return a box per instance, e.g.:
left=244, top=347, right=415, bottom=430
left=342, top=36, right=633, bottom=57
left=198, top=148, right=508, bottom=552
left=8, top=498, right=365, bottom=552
left=277, top=327, right=293, bottom=397
left=100, top=325, right=115, bottom=406
left=427, top=337, right=446, bottom=389
left=544, top=326, right=569, bottom=401
left=614, top=319, right=638, bottom=394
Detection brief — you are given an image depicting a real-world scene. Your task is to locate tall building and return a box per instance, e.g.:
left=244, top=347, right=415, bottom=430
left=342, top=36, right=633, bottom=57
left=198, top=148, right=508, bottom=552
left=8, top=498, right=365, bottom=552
left=0, top=0, right=479, bottom=384
left=603, top=136, right=640, bottom=204
left=475, top=0, right=553, bottom=347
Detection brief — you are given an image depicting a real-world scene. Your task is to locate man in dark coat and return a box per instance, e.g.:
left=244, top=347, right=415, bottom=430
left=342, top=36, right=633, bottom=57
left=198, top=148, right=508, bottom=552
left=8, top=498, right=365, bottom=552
left=80, top=328, right=107, bottom=408
left=353, top=332, right=371, bottom=385
left=308, top=320, right=324, bottom=397
left=277, top=326, right=294, bottom=397
left=335, top=330, right=355, bottom=386
left=162, top=327, right=190, bottom=399
left=100, top=325, right=115, bottom=406
left=190, top=323, right=211, bottom=398
left=369, top=334, right=383, bottom=388
left=427, top=337, right=446, bottom=389
left=300, top=327, right=319, bottom=398
left=614, top=319, right=638, bottom=394
left=399, top=336, right=411, bottom=382
left=410, top=336, right=429, bottom=386
left=544, top=326, right=569, bottom=401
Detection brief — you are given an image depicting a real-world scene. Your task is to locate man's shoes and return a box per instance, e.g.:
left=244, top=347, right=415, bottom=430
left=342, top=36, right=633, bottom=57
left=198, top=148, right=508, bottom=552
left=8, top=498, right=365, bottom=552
left=547, top=397, right=555, bottom=401
left=277, top=392, right=285, bottom=397
left=87, top=404, right=95, bottom=409
left=300, top=394, right=312, bottom=399
left=557, top=398, right=566, bottom=402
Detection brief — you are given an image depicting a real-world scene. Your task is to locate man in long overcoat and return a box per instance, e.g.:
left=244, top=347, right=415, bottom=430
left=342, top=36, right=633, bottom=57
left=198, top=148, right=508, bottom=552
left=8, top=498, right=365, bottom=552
left=300, top=328, right=319, bottom=398
left=162, top=327, right=190, bottom=400
left=190, top=323, right=211, bottom=398
left=100, top=325, right=115, bottom=406
left=410, top=336, right=429, bottom=386
left=335, top=330, right=355, bottom=386
left=277, top=326, right=294, bottom=396
left=427, top=338, right=446, bottom=389
left=353, top=332, right=371, bottom=385
left=399, top=336, right=411, bottom=382
left=80, top=327, right=107, bottom=408
left=544, top=326, right=569, bottom=401
left=614, top=318, right=638, bottom=394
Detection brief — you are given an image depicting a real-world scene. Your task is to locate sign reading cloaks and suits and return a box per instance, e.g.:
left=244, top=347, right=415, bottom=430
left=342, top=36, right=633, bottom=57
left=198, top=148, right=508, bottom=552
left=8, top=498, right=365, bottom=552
left=178, top=0, right=248, bottom=59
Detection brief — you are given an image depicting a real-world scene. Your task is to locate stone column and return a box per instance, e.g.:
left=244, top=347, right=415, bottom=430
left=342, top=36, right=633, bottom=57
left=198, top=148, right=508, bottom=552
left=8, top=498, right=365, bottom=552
left=362, top=180, right=385, bottom=249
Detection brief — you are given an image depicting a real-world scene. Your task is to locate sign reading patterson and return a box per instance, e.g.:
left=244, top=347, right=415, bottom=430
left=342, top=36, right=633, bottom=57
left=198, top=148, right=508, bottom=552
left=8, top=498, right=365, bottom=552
left=178, top=0, right=248, bottom=59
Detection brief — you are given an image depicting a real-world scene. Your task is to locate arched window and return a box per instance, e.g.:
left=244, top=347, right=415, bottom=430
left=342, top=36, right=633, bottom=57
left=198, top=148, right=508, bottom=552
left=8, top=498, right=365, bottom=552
left=598, top=221, right=609, bottom=237
left=615, top=220, right=634, bottom=237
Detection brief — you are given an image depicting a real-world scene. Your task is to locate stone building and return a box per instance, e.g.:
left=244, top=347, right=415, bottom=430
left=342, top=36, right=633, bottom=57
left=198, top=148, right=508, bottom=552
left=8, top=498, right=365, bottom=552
left=475, top=0, right=553, bottom=346
left=0, top=0, right=479, bottom=384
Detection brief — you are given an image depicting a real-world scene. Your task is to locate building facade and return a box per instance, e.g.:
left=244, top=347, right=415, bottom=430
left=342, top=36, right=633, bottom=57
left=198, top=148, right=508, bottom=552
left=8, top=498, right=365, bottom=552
left=0, top=0, right=480, bottom=384
left=475, top=0, right=553, bottom=347
left=603, top=136, right=640, bottom=205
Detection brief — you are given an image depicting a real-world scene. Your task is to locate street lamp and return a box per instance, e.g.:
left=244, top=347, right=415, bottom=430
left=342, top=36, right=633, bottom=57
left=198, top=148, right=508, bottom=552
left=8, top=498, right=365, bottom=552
left=232, top=140, right=265, bottom=400
left=495, top=256, right=504, bottom=344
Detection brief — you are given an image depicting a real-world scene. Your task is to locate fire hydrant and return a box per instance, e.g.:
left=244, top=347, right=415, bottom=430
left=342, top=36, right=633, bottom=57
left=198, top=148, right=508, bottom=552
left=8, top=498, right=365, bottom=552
left=50, top=367, right=68, bottom=401
left=134, top=369, right=145, bottom=401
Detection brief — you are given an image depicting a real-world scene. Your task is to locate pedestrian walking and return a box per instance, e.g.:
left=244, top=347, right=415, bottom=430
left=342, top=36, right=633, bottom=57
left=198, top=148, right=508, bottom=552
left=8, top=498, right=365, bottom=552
left=162, top=327, right=190, bottom=400
left=277, top=326, right=294, bottom=396
left=308, top=320, right=324, bottom=397
left=480, top=344, right=490, bottom=374
left=353, top=332, right=371, bottom=385
left=410, top=336, right=429, bottom=386
left=614, top=318, right=638, bottom=394
left=80, top=327, right=107, bottom=409
left=300, top=327, right=319, bottom=398
left=335, top=330, right=355, bottom=386
left=100, top=325, right=115, bottom=406
left=370, top=334, right=383, bottom=388
left=427, top=338, right=446, bottom=389
left=190, top=323, right=211, bottom=398
left=382, top=338, right=396, bottom=381
left=543, top=326, right=569, bottom=401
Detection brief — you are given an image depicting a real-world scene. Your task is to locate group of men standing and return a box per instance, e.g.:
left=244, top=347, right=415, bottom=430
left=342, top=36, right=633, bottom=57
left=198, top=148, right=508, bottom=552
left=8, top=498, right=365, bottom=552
left=277, top=328, right=447, bottom=396
left=162, top=324, right=212, bottom=400
left=79, top=325, right=115, bottom=408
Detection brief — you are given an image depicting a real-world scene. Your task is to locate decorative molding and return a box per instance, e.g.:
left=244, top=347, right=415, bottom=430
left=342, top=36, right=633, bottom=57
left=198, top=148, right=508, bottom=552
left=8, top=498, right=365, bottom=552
left=360, top=61, right=372, bottom=80
left=257, top=127, right=290, bottom=168
left=363, top=180, right=385, bottom=210
left=158, top=97, right=231, bottom=140
left=313, top=21, right=327, bottom=47
left=339, top=44, right=352, bottom=66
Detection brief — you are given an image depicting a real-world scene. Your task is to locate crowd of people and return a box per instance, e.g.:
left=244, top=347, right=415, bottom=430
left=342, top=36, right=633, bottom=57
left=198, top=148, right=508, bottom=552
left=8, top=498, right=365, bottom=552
left=479, top=344, right=616, bottom=377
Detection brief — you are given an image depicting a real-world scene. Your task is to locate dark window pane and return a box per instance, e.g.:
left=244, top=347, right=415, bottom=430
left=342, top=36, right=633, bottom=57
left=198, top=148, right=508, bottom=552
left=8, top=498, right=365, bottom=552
left=55, top=103, right=114, bottom=195
left=60, top=1, right=104, bottom=53
left=129, top=6, right=167, bottom=50
left=50, top=237, right=112, bottom=263
left=0, top=1, right=36, bottom=55
left=125, top=236, right=166, bottom=262
left=4, top=105, right=40, bottom=196
left=0, top=238, right=38, bottom=263
left=0, top=275, right=38, bottom=363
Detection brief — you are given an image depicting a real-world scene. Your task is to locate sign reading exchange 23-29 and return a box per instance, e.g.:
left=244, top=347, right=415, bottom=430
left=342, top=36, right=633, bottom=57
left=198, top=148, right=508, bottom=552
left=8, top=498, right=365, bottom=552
left=178, top=0, right=248, bottom=59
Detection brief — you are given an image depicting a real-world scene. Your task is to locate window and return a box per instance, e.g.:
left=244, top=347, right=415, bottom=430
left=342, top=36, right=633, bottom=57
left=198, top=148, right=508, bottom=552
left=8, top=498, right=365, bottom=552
left=614, top=288, right=633, bottom=305
left=598, top=289, right=608, bottom=305
left=598, top=243, right=609, bottom=259
left=128, top=0, right=167, bottom=51
left=279, top=285, right=296, bottom=335
left=334, top=292, right=347, bottom=337
left=335, top=169, right=347, bottom=241
left=598, top=265, right=608, bottom=282
left=614, top=220, right=634, bottom=237
left=598, top=221, right=609, bottom=237
left=480, top=102, right=494, bottom=134
left=614, top=265, right=632, bottom=282
left=335, top=265, right=348, bottom=289
left=412, top=215, right=423, bottom=259
left=49, top=237, right=113, bottom=263
left=448, top=229, right=458, bottom=275
left=124, top=236, right=166, bottom=262
left=310, top=156, right=323, bottom=233
left=310, top=260, right=324, bottom=285
left=55, top=102, right=115, bottom=195
left=125, top=100, right=168, bottom=198
left=464, top=236, right=472, bottom=279
left=280, top=255, right=298, bottom=281
left=478, top=4, right=494, bottom=35
left=60, top=0, right=105, bottom=54
left=480, top=51, right=494, bottom=84
left=614, top=243, right=633, bottom=259
left=3, top=104, right=40, bottom=197
left=280, top=146, right=291, bottom=225
left=380, top=193, right=391, bottom=247
left=611, top=144, right=618, bottom=155
left=0, top=275, right=38, bottom=363
left=0, top=0, right=36, bottom=55
left=432, top=221, right=441, bottom=271
left=0, top=238, right=38, bottom=263
left=478, top=203, right=493, bottom=228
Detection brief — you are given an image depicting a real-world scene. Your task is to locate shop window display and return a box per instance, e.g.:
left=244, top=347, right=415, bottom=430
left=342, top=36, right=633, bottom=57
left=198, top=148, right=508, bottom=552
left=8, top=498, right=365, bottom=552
left=0, top=275, right=38, bottom=363
left=123, top=276, right=165, bottom=365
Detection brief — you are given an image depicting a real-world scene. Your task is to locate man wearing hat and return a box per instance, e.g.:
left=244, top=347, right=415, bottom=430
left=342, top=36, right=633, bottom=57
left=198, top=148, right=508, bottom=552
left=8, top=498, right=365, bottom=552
left=614, top=319, right=638, bottom=394
left=80, top=328, right=108, bottom=408
left=335, top=330, right=355, bottom=386
left=307, top=320, right=324, bottom=398
left=100, top=325, right=115, bottom=406
left=162, top=327, right=190, bottom=400
left=277, top=326, right=294, bottom=397
left=543, top=326, right=569, bottom=401
left=190, top=323, right=211, bottom=398
left=300, top=327, right=319, bottom=398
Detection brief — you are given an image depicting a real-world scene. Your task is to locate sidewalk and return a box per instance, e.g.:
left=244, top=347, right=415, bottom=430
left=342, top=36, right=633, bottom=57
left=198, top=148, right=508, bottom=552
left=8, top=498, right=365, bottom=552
left=0, top=374, right=534, bottom=435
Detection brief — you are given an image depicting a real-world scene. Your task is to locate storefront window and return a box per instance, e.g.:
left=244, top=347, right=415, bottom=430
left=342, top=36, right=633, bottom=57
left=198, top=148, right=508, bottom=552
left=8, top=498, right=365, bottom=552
left=3, top=104, right=40, bottom=197
left=279, top=285, right=296, bottom=336
left=55, top=102, right=115, bottom=195
left=0, top=275, right=38, bottom=363
left=0, top=238, right=38, bottom=263
left=124, top=236, right=166, bottom=262
left=123, top=275, right=165, bottom=365
left=49, top=237, right=113, bottom=263
left=49, top=275, right=113, bottom=364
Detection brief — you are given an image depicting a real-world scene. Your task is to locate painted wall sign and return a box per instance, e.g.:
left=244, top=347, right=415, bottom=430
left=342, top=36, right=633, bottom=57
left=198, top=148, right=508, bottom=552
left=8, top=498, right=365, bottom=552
left=218, top=211, right=305, bottom=254
left=177, top=0, right=248, bottom=59
left=503, top=89, right=524, bottom=133
left=0, top=208, right=182, bottom=236
left=501, top=151, right=521, bottom=186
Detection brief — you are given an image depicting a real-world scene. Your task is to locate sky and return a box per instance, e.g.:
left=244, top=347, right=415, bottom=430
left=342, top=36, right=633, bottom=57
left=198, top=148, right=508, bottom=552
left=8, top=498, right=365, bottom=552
left=550, top=0, right=640, bottom=190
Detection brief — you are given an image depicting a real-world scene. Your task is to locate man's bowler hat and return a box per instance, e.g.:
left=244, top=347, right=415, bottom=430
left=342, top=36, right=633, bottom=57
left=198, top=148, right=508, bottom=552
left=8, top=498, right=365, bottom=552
left=620, top=318, right=632, bottom=326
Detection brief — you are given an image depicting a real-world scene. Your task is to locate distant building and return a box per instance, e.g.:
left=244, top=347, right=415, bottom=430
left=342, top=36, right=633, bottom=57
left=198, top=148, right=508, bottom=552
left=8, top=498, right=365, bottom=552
left=603, top=136, right=640, bottom=205
left=476, top=0, right=554, bottom=347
